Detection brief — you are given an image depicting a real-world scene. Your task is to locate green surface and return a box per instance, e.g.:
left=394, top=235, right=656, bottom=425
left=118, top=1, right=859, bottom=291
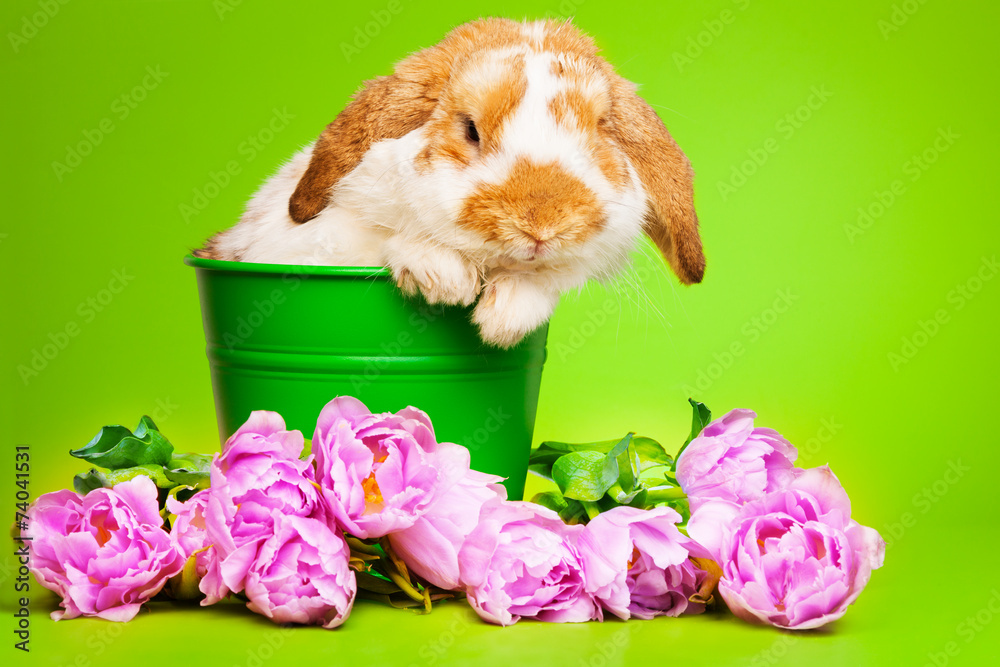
left=2, top=0, right=998, bottom=665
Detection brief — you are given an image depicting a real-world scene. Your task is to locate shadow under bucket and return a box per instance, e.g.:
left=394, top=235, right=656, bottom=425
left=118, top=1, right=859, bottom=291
left=184, top=255, right=548, bottom=500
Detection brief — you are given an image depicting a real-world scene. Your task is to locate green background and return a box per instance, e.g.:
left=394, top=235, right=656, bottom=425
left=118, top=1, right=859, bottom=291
left=2, top=0, right=998, bottom=664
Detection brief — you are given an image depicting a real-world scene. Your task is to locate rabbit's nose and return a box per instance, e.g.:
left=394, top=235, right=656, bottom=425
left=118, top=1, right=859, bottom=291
left=458, top=157, right=603, bottom=244
left=524, top=226, right=558, bottom=243
left=521, top=238, right=548, bottom=261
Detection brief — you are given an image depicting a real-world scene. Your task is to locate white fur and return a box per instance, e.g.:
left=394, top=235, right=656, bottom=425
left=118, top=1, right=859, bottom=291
left=209, top=30, right=651, bottom=347
left=209, top=147, right=387, bottom=266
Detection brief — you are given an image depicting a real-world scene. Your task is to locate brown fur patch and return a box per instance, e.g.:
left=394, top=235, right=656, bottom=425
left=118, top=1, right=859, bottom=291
left=548, top=86, right=628, bottom=189
left=289, top=75, right=436, bottom=222
left=477, top=53, right=527, bottom=155
left=459, top=159, right=603, bottom=255
left=417, top=51, right=528, bottom=169
left=549, top=89, right=593, bottom=129
left=538, top=20, right=599, bottom=58
left=193, top=232, right=225, bottom=260
left=591, top=135, right=630, bottom=189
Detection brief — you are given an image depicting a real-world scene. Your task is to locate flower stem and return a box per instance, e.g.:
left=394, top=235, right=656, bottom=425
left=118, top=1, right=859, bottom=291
left=582, top=501, right=602, bottom=521
left=643, top=486, right=686, bottom=504
left=385, top=565, right=425, bottom=604
left=346, top=536, right=383, bottom=556
left=422, top=583, right=432, bottom=614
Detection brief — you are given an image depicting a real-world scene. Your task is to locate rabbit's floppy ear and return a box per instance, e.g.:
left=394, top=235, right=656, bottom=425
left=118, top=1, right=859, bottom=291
left=607, top=79, right=705, bottom=284
left=288, top=74, right=439, bottom=223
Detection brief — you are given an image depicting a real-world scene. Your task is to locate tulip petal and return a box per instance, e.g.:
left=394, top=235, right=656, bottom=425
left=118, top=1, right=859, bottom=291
left=687, top=500, right=741, bottom=562
left=789, top=466, right=851, bottom=524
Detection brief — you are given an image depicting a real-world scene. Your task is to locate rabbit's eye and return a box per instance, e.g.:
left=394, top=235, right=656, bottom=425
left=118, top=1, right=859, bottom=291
left=465, top=118, right=480, bottom=145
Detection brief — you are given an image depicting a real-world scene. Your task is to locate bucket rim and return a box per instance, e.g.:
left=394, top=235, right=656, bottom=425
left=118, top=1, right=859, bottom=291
left=183, top=254, right=391, bottom=278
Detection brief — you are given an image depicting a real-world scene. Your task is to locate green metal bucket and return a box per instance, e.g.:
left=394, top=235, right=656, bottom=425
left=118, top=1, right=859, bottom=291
left=184, top=255, right=547, bottom=500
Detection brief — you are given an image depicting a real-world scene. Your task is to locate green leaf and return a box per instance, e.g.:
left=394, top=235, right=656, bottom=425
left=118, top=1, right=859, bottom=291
left=632, top=436, right=674, bottom=470
left=559, top=499, right=588, bottom=524
left=672, top=399, right=712, bottom=471
left=133, top=415, right=160, bottom=442
left=164, top=452, right=212, bottom=490
left=626, top=488, right=648, bottom=509
left=663, top=497, right=691, bottom=525
left=72, top=464, right=174, bottom=494
left=73, top=469, right=109, bottom=495
left=527, top=463, right=556, bottom=481
left=632, top=437, right=673, bottom=471
left=532, top=492, right=588, bottom=524
left=607, top=433, right=631, bottom=458
left=611, top=434, right=640, bottom=494
left=532, top=491, right=569, bottom=514
left=70, top=416, right=174, bottom=469
left=102, top=464, right=174, bottom=488
left=629, top=484, right=690, bottom=522
left=530, top=435, right=672, bottom=479
left=166, top=484, right=199, bottom=506
left=607, top=482, right=642, bottom=505
left=163, top=468, right=210, bottom=489
left=551, top=450, right=620, bottom=502
left=168, top=453, right=212, bottom=472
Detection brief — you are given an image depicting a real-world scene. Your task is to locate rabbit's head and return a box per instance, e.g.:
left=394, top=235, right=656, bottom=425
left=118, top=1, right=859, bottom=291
left=289, top=18, right=704, bottom=284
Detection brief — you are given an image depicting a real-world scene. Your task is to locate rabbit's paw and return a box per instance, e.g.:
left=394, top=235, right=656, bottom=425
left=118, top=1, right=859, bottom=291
left=473, top=274, right=558, bottom=348
left=390, top=246, right=481, bottom=307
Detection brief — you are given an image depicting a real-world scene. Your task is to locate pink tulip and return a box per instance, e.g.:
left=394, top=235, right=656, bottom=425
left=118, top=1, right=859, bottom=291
left=459, top=500, right=600, bottom=626
left=578, top=506, right=717, bottom=620
left=389, top=467, right=506, bottom=590
left=676, top=409, right=798, bottom=513
left=201, top=411, right=325, bottom=603
left=244, top=513, right=356, bottom=629
left=312, top=396, right=469, bottom=539
left=688, top=466, right=885, bottom=629
left=27, top=477, right=185, bottom=621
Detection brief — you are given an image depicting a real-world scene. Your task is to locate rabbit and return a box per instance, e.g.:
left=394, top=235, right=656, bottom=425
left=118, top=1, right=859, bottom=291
left=198, top=18, right=705, bottom=348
